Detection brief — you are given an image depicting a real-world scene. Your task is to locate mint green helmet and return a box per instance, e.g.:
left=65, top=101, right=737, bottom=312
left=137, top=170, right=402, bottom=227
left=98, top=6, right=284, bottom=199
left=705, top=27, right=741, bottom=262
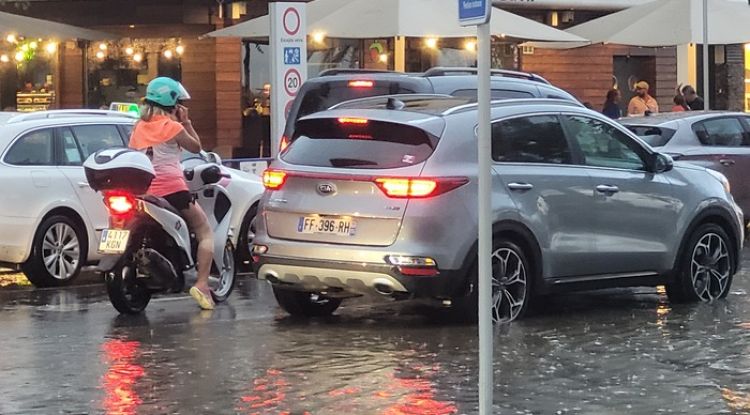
left=145, top=77, right=191, bottom=108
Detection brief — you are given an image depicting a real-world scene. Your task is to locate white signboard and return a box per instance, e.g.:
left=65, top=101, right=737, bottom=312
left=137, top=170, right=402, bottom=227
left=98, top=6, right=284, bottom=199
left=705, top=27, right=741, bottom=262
left=269, top=2, right=307, bottom=157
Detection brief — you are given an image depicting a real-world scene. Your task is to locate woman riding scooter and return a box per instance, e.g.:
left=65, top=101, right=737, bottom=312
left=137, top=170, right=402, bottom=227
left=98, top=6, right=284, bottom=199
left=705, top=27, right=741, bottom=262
left=129, top=77, right=216, bottom=310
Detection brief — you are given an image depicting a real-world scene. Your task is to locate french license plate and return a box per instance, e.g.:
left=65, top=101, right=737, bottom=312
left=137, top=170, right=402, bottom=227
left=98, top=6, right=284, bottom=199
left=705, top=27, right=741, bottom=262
left=98, top=229, right=130, bottom=254
left=297, top=216, right=357, bottom=236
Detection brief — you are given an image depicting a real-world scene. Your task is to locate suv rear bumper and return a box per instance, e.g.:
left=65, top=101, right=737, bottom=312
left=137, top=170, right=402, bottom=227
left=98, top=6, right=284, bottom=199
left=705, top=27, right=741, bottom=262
left=254, top=255, right=468, bottom=300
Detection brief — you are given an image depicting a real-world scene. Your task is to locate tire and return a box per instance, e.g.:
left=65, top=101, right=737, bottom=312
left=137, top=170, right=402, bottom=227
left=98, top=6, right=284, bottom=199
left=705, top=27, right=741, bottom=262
left=667, top=223, right=735, bottom=304
left=272, top=287, right=342, bottom=317
left=22, top=215, right=86, bottom=288
left=210, top=242, right=237, bottom=303
left=106, top=260, right=151, bottom=315
left=237, top=204, right=258, bottom=271
left=453, top=239, right=533, bottom=323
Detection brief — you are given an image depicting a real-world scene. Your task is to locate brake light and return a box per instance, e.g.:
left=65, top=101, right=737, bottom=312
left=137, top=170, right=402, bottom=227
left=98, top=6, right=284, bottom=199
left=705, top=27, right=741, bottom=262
left=279, top=135, right=290, bottom=152
left=374, top=177, right=469, bottom=199
left=338, top=117, right=369, bottom=125
left=348, top=80, right=374, bottom=88
left=103, top=191, right=136, bottom=219
left=263, top=169, right=287, bottom=190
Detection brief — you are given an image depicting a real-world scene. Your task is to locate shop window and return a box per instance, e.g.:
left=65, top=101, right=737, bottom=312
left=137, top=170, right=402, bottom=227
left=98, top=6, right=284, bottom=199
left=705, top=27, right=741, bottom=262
left=5, top=129, right=54, bottom=166
left=71, top=125, right=126, bottom=160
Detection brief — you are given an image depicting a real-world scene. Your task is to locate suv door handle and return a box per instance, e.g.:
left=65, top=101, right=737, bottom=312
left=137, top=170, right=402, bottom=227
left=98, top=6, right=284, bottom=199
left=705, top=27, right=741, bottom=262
left=719, top=158, right=736, bottom=167
left=77, top=182, right=90, bottom=188
left=507, top=182, right=534, bottom=191
left=596, top=185, right=620, bottom=194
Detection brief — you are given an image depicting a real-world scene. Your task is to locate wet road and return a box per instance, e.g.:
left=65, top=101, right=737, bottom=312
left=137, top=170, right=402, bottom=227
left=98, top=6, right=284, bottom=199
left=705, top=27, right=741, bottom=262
left=2, top=254, right=750, bottom=415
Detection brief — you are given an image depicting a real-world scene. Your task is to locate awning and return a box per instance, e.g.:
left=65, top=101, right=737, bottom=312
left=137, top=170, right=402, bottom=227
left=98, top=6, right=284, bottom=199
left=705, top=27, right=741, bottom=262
left=204, top=0, right=587, bottom=43
left=0, top=10, right=112, bottom=40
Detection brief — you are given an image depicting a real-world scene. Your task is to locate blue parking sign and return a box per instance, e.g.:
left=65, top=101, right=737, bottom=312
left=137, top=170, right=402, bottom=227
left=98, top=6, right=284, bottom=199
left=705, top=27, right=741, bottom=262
left=284, top=47, right=301, bottom=65
left=458, top=0, right=490, bottom=26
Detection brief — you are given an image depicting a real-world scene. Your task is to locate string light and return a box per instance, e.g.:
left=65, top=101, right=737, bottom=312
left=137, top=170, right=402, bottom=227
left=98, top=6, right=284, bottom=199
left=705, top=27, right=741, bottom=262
left=14, top=51, right=23, bottom=62
left=125, top=47, right=134, bottom=55
left=99, top=42, right=107, bottom=51
left=465, top=40, right=477, bottom=52
left=0, top=54, right=9, bottom=63
left=133, top=52, right=143, bottom=63
left=424, top=37, right=439, bottom=49
left=163, top=49, right=173, bottom=59
left=96, top=50, right=105, bottom=60
left=312, top=32, right=326, bottom=44
left=379, top=53, right=388, bottom=63
left=175, top=45, right=184, bottom=55
left=45, top=42, right=57, bottom=53
left=29, top=41, right=37, bottom=50
left=5, top=34, right=16, bottom=43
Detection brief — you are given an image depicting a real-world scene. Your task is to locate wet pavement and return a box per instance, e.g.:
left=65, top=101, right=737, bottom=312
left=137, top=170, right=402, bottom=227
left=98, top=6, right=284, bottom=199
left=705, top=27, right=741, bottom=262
left=2, top=252, right=750, bottom=415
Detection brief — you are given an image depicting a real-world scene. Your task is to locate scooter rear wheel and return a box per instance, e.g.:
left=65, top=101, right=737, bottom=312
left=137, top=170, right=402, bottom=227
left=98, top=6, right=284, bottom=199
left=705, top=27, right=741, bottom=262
left=210, top=242, right=237, bottom=303
left=106, top=261, right=152, bottom=314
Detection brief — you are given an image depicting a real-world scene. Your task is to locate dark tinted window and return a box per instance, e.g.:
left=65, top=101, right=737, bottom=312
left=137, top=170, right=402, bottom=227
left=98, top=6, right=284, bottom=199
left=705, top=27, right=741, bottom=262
left=625, top=125, right=677, bottom=147
left=692, top=118, right=747, bottom=147
left=452, top=89, right=534, bottom=101
left=564, top=115, right=645, bottom=170
left=295, top=83, right=416, bottom=120
left=118, top=124, right=134, bottom=144
left=5, top=129, right=54, bottom=166
left=72, top=125, right=125, bottom=160
left=491, top=115, right=571, bottom=164
left=284, top=119, right=436, bottom=169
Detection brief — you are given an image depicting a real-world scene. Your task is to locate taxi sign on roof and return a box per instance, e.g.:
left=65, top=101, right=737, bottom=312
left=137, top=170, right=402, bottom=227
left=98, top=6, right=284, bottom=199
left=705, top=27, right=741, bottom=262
left=109, top=102, right=140, bottom=116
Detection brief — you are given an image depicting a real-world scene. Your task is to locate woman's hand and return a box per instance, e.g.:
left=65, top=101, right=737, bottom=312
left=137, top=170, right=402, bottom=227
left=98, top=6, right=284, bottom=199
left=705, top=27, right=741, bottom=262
left=175, top=104, right=190, bottom=124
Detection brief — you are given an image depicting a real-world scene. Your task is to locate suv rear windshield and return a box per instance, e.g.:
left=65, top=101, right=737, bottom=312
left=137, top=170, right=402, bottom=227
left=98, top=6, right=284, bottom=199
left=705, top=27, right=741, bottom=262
left=295, top=82, right=417, bottom=120
left=624, top=125, right=677, bottom=147
left=283, top=118, right=437, bottom=169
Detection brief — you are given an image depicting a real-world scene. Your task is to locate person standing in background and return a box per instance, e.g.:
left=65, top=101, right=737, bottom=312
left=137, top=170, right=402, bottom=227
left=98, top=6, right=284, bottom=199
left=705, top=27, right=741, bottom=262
left=602, top=89, right=622, bottom=119
left=679, top=84, right=705, bottom=110
left=672, top=95, right=690, bottom=112
left=628, top=81, right=659, bottom=116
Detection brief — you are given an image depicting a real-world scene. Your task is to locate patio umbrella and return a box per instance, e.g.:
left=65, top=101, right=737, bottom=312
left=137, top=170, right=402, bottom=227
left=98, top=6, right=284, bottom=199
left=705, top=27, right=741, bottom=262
left=560, top=0, right=750, bottom=108
left=0, top=10, right=111, bottom=40
left=204, top=0, right=586, bottom=42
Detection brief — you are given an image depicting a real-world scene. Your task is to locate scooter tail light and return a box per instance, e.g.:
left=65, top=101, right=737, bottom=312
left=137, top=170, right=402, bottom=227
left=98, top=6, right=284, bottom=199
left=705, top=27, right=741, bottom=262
left=103, top=191, right=136, bottom=219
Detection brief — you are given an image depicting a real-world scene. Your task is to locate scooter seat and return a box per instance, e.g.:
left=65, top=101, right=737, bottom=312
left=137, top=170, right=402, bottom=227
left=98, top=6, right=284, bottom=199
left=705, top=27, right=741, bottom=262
left=141, top=195, right=183, bottom=217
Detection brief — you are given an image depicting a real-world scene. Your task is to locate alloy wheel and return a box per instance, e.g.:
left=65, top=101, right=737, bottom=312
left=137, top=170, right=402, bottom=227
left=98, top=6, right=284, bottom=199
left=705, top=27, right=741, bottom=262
left=42, top=223, right=80, bottom=280
left=491, top=247, right=527, bottom=323
left=690, top=233, right=731, bottom=302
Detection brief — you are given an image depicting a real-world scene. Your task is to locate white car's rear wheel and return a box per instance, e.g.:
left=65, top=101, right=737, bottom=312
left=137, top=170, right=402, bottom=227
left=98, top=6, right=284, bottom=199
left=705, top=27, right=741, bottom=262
left=22, top=215, right=85, bottom=287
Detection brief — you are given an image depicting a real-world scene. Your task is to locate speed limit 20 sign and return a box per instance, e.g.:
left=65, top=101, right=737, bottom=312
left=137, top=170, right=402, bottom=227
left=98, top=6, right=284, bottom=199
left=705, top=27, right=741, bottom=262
left=270, top=2, right=307, bottom=157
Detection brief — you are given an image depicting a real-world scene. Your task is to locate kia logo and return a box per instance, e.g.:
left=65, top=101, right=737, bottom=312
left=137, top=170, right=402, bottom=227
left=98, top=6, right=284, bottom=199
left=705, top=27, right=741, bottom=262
left=317, top=183, right=336, bottom=195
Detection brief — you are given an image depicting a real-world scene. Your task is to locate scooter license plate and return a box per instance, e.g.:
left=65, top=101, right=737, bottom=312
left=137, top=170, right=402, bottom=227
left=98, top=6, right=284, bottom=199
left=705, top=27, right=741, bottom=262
left=98, top=230, right=130, bottom=254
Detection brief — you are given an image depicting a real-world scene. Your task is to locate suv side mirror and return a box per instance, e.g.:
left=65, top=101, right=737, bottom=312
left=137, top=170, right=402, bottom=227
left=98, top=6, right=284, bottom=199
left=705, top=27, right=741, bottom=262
left=652, top=153, right=674, bottom=173
left=205, top=152, right=222, bottom=165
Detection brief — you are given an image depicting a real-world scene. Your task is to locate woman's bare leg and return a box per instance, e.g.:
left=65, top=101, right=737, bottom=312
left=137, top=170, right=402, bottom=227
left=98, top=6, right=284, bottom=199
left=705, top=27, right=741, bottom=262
left=181, top=203, right=214, bottom=294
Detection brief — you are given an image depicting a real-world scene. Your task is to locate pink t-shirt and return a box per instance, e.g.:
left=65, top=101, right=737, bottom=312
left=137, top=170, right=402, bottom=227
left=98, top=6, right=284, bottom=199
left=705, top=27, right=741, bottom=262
left=129, top=115, right=188, bottom=197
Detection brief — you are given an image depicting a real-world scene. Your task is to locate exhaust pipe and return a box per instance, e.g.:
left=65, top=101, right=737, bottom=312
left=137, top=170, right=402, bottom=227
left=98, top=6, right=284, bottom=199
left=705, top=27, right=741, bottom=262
left=373, top=278, right=395, bottom=296
left=136, top=248, right=180, bottom=291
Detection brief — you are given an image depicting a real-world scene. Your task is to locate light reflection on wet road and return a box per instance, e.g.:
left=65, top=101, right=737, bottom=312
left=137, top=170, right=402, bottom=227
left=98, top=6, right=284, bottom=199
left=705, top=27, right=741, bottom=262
left=2, top=255, right=750, bottom=414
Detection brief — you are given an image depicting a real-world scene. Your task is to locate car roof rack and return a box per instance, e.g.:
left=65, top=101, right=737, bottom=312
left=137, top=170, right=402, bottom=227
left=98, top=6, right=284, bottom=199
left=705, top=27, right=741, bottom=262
left=443, top=97, right=583, bottom=116
left=7, top=109, right=138, bottom=124
left=423, top=67, right=550, bottom=84
left=318, top=68, right=402, bottom=77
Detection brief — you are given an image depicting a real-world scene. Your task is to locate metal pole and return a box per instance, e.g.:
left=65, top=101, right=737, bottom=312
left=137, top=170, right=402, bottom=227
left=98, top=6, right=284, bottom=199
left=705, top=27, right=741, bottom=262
left=702, top=0, right=710, bottom=110
left=477, top=20, right=493, bottom=415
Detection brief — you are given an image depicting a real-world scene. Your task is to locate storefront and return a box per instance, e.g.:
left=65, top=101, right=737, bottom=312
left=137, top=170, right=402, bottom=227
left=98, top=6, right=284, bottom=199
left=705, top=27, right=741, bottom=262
left=86, top=38, right=184, bottom=109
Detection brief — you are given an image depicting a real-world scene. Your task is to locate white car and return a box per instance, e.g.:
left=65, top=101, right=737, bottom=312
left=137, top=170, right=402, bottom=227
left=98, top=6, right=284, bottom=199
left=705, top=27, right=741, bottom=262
left=0, top=110, right=263, bottom=287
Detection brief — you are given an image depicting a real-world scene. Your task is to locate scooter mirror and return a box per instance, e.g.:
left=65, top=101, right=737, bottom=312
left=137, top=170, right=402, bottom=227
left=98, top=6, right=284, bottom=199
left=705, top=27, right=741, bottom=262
left=205, top=152, right=222, bottom=165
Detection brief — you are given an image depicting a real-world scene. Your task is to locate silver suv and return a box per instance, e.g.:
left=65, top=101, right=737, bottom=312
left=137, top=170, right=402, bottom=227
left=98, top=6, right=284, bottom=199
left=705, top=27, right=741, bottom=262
left=254, top=96, right=743, bottom=322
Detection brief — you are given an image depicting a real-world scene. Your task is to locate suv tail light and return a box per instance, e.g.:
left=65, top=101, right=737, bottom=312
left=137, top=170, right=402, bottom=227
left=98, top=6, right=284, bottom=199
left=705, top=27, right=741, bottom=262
left=103, top=191, right=136, bottom=220
left=263, top=169, right=288, bottom=190
left=279, top=135, right=290, bottom=153
left=374, top=177, right=469, bottom=199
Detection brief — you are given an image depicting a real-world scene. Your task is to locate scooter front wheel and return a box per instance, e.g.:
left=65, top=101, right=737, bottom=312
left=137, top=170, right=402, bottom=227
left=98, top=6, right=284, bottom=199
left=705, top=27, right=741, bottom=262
left=210, top=242, right=237, bottom=303
left=106, top=261, right=152, bottom=314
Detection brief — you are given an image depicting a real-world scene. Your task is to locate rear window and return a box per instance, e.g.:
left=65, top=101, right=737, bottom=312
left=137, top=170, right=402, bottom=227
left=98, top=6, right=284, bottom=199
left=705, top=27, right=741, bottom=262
left=283, top=118, right=436, bottom=169
left=295, top=82, right=417, bottom=120
left=625, top=125, right=677, bottom=147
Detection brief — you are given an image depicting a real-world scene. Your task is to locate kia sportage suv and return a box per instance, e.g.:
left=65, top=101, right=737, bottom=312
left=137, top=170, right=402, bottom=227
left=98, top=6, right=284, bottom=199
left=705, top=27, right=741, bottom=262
left=255, top=95, right=743, bottom=322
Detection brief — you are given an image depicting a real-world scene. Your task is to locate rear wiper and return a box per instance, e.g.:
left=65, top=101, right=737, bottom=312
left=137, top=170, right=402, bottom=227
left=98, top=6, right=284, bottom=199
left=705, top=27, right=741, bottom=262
left=329, top=158, right=378, bottom=167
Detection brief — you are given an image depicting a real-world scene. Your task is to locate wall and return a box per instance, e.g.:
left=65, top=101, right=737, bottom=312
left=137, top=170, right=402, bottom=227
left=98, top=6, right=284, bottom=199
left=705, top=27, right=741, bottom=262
left=521, top=45, right=677, bottom=113
left=59, top=41, right=84, bottom=109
